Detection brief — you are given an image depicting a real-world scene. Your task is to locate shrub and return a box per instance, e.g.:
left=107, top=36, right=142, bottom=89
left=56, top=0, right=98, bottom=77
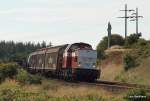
left=123, top=54, right=135, bottom=71
left=137, top=39, right=150, bottom=58
left=16, top=69, right=30, bottom=84
left=126, top=33, right=142, bottom=46
left=124, top=89, right=150, bottom=101
left=16, top=69, right=42, bottom=85
left=97, top=34, right=124, bottom=59
left=0, top=63, right=19, bottom=82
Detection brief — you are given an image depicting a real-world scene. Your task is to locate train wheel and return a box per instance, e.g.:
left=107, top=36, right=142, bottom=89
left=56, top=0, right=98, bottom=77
left=59, top=70, right=63, bottom=79
left=66, top=71, right=72, bottom=81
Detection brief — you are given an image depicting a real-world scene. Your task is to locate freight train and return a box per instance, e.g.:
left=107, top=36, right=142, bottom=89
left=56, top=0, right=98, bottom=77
left=27, top=42, right=100, bottom=81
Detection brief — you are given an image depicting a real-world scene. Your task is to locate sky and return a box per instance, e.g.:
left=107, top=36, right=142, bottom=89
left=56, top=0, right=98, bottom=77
left=0, top=0, right=149, bottom=49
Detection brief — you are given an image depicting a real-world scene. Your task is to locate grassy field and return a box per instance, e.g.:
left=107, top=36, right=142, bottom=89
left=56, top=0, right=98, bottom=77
left=0, top=79, right=126, bottom=101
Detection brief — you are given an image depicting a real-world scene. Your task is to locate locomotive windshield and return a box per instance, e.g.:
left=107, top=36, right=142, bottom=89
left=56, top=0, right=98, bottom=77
left=69, top=43, right=92, bottom=51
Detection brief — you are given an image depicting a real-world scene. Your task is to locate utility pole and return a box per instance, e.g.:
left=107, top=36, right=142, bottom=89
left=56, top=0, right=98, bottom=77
left=125, top=4, right=127, bottom=39
left=136, top=8, right=139, bottom=34
left=107, top=22, right=112, bottom=48
left=118, top=4, right=134, bottom=39
left=130, top=8, right=143, bottom=34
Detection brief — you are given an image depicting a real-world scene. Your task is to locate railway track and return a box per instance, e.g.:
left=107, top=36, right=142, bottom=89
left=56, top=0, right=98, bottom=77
left=76, top=80, right=150, bottom=92
left=96, top=80, right=150, bottom=89
left=52, top=78, right=150, bottom=92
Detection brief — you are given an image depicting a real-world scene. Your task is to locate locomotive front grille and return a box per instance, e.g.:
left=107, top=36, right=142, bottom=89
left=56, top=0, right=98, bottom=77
left=72, top=68, right=100, bottom=81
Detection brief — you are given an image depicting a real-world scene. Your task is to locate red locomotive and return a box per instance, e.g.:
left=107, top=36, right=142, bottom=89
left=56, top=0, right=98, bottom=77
left=27, top=42, right=100, bottom=81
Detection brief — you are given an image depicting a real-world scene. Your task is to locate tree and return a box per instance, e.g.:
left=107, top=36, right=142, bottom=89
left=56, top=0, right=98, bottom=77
left=0, top=41, right=52, bottom=63
left=96, top=34, right=124, bottom=59
left=41, top=41, right=46, bottom=48
left=47, top=42, right=52, bottom=47
left=111, top=34, right=124, bottom=46
left=126, top=33, right=142, bottom=45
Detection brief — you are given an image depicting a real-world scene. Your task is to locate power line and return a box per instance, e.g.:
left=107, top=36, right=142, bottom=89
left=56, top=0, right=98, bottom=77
left=117, top=4, right=134, bottom=39
left=130, top=8, right=143, bottom=35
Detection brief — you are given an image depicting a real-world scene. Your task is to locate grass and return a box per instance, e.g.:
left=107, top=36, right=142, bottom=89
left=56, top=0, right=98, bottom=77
left=0, top=63, right=126, bottom=101
left=100, top=49, right=150, bottom=86
left=115, top=57, right=150, bottom=85
left=100, top=51, right=124, bottom=81
left=0, top=79, right=126, bottom=101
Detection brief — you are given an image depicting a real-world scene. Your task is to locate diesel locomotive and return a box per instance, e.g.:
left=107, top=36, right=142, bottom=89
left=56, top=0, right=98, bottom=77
left=27, top=42, right=100, bottom=81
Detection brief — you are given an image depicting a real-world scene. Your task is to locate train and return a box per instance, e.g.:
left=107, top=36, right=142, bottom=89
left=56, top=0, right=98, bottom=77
left=27, top=42, right=100, bottom=81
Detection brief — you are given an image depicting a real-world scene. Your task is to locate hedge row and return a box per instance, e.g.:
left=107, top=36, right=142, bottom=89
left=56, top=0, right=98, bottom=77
left=0, top=63, right=41, bottom=84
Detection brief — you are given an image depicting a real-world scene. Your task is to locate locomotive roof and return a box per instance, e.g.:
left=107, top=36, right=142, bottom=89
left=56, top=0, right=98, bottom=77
left=37, top=44, right=68, bottom=51
left=28, top=44, right=68, bottom=56
left=36, top=42, right=91, bottom=51
left=29, top=42, right=92, bottom=56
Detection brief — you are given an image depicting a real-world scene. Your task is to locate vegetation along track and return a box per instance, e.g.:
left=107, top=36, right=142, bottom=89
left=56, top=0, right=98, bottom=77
left=52, top=79, right=150, bottom=92
left=94, top=80, right=150, bottom=92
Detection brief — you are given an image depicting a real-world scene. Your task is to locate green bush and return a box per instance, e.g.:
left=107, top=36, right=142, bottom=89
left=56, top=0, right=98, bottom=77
left=16, top=69, right=30, bottom=84
left=124, top=89, right=150, bottom=101
left=16, top=69, right=42, bottom=85
left=137, top=39, right=150, bottom=58
left=123, top=54, right=135, bottom=71
left=126, top=33, right=142, bottom=46
left=97, top=34, right=124, bottom=59
left=0, top=63, right=19, bottom=82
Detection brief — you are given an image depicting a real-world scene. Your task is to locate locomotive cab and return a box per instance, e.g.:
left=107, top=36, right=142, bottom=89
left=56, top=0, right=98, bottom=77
left=72, top=49, right=100, bottom=81
left=62, top=43, right=100, bottom=81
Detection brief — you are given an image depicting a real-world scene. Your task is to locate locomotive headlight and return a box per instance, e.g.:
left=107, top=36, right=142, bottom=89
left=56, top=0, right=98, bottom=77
left=92, top=63, right=96, bottom=68
left=93, top=65, right=96, bottom=68
left=78, top=62, right=81, bottom=67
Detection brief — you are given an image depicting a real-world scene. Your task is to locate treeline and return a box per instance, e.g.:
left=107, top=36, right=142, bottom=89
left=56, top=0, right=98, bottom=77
left=0, top=41, right=52, bottom=63
left=96, top=33, right=144, bottom=59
